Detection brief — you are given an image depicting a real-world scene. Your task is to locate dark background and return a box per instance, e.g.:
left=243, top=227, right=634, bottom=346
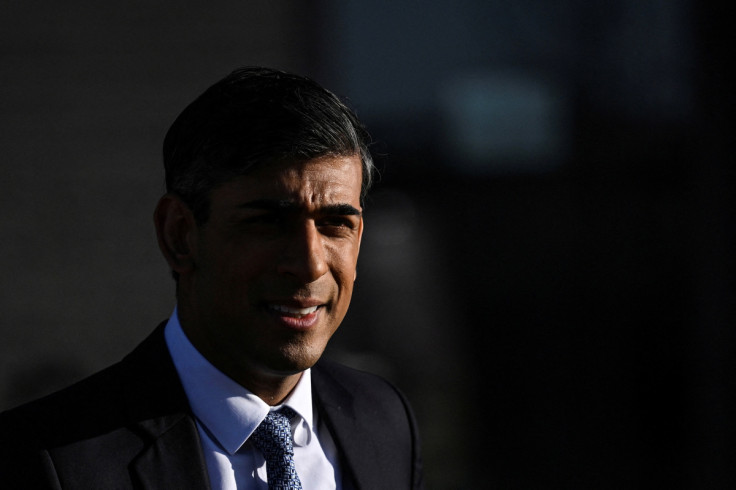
left=1, top=1, right=733, bottom=488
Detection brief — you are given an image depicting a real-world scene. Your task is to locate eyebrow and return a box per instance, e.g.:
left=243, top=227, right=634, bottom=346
left=237, top=199, right=362, bottom=216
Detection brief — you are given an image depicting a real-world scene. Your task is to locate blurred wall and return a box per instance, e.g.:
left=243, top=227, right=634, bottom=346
left=2, top=1, right=733, bottom=489
left=317, top=1, right=734, bottom=488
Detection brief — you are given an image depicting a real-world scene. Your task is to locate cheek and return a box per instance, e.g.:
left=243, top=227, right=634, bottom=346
left=327, top=245, right=360, bottom=284
left=220, top=242, right=276, bottom=274
left=197, top=246, right=270, bottom=303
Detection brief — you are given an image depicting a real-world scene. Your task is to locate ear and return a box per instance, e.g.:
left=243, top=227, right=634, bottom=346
left=153, top=194, right=198, bottom=277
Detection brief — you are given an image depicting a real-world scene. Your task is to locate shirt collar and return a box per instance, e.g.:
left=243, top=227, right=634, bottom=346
left=163, top=307, right=314, bottom=454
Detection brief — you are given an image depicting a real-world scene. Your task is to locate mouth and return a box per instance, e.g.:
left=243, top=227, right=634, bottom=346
left=267, top=304, right=321, bottom=318
left=265, top=301, right=325, bottom=329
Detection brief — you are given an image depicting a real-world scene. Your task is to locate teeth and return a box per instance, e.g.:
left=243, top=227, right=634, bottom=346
left=269, top=304, right=319, bottom=316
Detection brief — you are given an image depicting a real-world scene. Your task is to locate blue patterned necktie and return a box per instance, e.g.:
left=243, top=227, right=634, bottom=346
left=251, top=407, right=303, bottom=490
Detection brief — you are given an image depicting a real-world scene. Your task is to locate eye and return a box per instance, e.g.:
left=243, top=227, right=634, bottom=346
left=319, top=217, right=354, bottom=228
left=317, top=216, right=359, bottom=238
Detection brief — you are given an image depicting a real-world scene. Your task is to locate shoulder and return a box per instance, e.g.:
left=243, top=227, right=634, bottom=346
left=312, top=359, right=410, bottom=402
left=0, top=323, right=178, bottom=449
left=0, top=325, right=191, bottom=487
left=311, top=359, right=418, bottom=432
left=0, top=361, right=131, bottom=488
left=312, top=358, right=393, bottom=387
left=0, top=361, right=127, bottom=448
left=311, top=359, right=425, bottom=489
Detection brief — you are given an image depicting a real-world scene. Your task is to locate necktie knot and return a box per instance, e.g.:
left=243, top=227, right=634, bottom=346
left=251, top=407, right=303, bottom=490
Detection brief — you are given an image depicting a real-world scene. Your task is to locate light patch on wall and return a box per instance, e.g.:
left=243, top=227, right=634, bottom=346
left=440, top=71, right=570, bottom=174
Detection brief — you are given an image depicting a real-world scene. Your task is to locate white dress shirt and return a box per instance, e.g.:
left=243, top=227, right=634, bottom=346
left=164, top=308, right=343, bottom=490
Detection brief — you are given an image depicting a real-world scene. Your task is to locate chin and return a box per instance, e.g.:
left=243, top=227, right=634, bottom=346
left=270, top=343, right=325, bottom=374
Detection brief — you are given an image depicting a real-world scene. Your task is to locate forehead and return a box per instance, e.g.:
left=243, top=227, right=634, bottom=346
left=213, top=155, right=363, bottom=208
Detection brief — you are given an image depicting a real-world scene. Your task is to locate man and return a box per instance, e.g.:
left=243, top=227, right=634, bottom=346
left=0, top=67, right=424, bottom=489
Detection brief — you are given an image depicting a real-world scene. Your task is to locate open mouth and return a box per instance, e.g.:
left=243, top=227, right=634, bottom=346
left=267, top=304, right=321, bottom=319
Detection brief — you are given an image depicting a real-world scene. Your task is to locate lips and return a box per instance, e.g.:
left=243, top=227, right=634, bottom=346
left=267, top=304, right=320, bottom=318
left=265, top=299, right=325, bottom=329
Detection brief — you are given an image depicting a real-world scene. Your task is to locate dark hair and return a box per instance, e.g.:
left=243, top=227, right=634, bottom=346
left=163, top=66, right=375, bottom=223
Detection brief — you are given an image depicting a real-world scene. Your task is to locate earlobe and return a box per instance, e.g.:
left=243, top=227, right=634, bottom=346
left=153, top=194, right=197, bottom=276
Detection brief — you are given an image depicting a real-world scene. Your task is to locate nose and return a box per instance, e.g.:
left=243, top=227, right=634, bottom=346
left=277, top=220, right=329, bottom=282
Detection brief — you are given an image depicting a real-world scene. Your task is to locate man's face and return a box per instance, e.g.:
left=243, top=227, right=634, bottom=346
left=180, top=155, right=363, bottom=385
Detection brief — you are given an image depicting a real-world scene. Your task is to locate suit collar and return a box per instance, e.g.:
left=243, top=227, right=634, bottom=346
left=119, top=322, right=212, bottom=489
left=312, top=361, right=378, bottom=490
left=131, top=413, right=211, bottom=489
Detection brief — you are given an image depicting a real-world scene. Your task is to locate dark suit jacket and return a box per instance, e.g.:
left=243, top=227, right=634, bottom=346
left=0, top=324, right=424, bottom=489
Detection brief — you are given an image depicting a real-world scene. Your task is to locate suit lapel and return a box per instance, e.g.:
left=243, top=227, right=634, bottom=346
left=131, top=413, right=211, bottom=489
left=312, top=363, right=381, bottom=490
left=119, top=323, right=212, bottom=490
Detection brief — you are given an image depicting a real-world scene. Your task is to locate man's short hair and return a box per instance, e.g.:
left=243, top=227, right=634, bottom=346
left=162, top=66, right=375, bottom=224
